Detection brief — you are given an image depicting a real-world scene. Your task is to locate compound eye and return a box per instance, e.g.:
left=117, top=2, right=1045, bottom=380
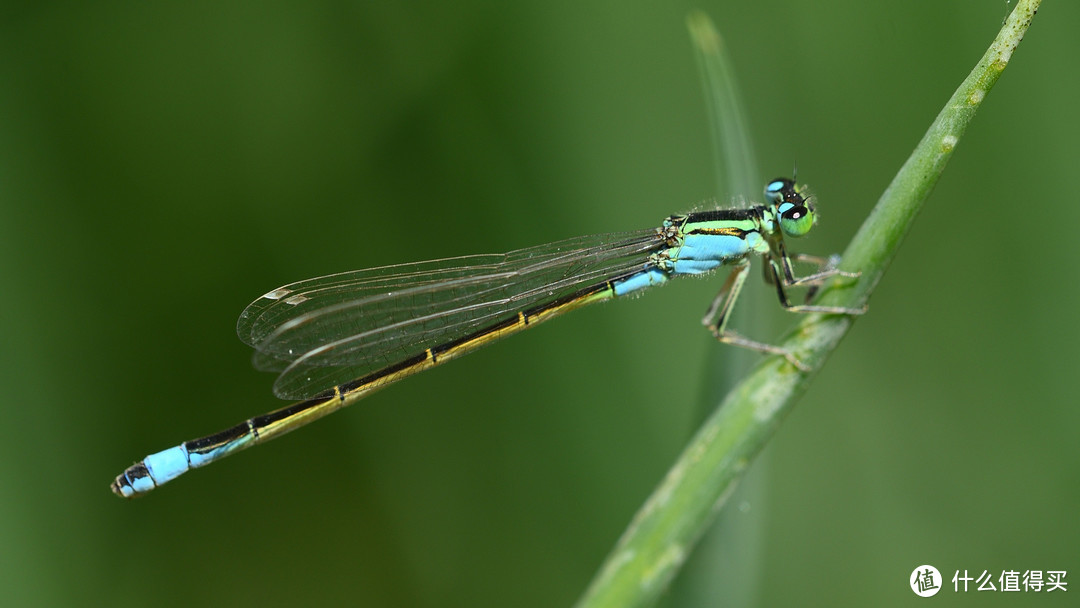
left=779, top=202, right=814, bottom=237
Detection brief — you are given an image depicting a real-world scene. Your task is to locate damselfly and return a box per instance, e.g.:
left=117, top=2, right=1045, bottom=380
left=111, top=177, right=863, bottom=497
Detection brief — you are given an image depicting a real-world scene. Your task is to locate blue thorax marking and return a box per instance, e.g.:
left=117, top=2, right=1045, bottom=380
left=611, top=208, right=772, bottom=296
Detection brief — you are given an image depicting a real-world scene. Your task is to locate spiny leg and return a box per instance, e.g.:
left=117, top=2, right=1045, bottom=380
left=775, top=241, right=860, bottom=287
left=702, top=259, right=810, bottom=371
left=768, top=257, right=867, bottom=316
left=790, top=253, right=858, bottom=302
left=769, top=238, right=863, bottom=305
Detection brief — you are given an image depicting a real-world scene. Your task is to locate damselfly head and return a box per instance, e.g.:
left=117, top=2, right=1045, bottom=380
left=765, top=177, right=816, bottom=238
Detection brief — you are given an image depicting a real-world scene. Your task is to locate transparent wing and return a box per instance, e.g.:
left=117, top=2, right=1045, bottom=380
left=237, top=229, right=666, bottom=399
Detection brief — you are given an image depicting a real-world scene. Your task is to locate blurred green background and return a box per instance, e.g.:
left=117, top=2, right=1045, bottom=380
left=1, top=1, right=1076, bottom=606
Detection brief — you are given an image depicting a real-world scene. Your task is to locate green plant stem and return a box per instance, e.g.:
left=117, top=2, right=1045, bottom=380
left=575, top=2, right=1042, bottom=607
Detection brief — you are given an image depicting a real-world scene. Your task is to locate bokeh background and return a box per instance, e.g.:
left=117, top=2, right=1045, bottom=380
left=2, top=1, right=1076, bottom=606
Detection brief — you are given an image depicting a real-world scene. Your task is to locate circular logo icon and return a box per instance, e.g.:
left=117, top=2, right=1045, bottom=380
left=910, top=565, right=942, bottom=597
